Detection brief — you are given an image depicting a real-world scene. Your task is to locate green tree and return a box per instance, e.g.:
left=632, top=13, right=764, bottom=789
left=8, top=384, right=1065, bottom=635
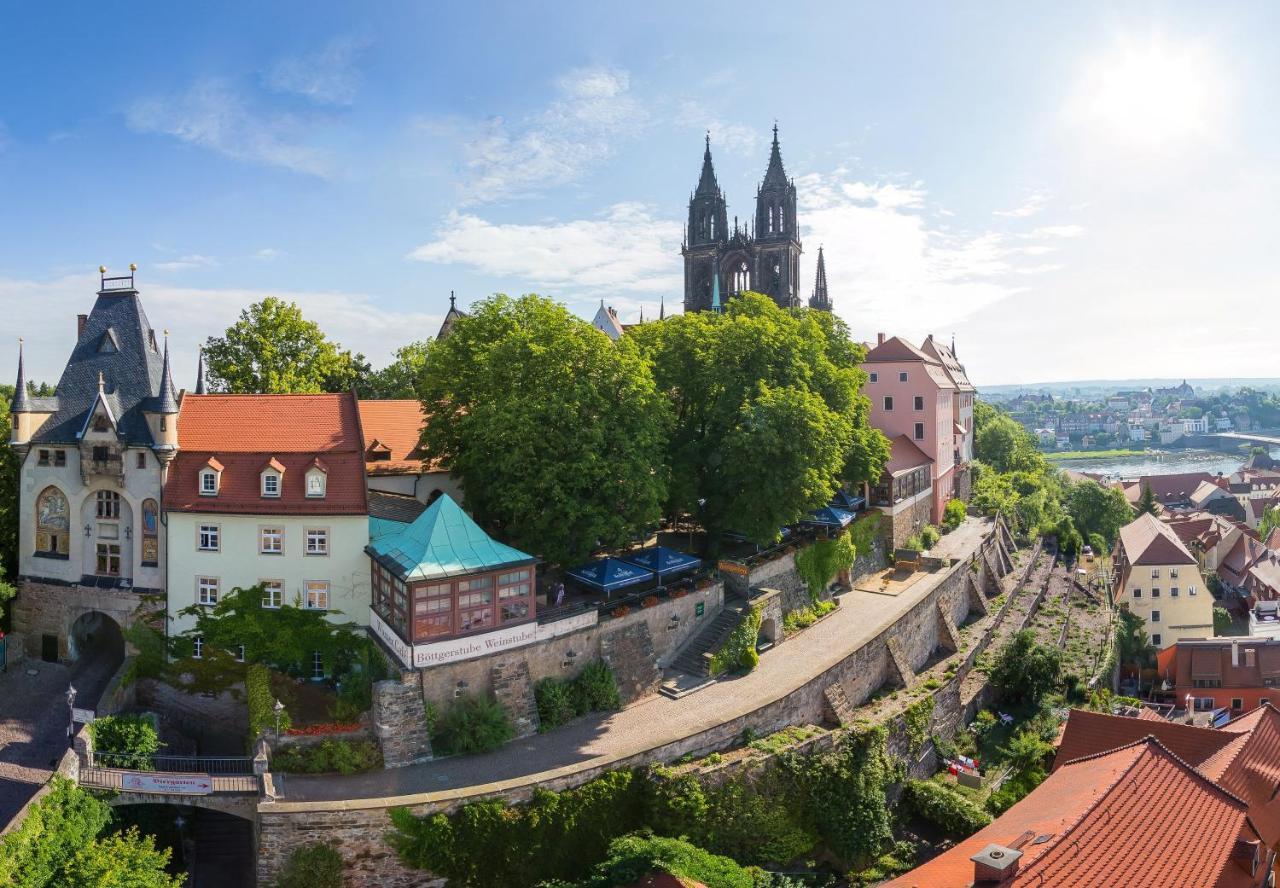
left=1116, top=609, right=1153, bottom=668
left=989, top=630, right=1062, bottom=705
left=1213, top=606, right=1233, bottom=636
left=632, top=293, right=886, bottom=548
left=60, top=828, right=184, bottom=888
left=1065, top=480, right=1132, bottom=546
left=87, top=715, right=162, bottom=769
left=360, top=340, right=432, bottom=399
left=974, top=412, right=1040, bottom=474
left=1260, top=506, right=1280, bottom=542
left=571, top=834, right=755, bottom=888
left=418, top=295, right=670, bottom=566
left=1136, top=482, right=1159, bottom=516
left=0, top=777, right=111, bottom=888
left=203, top=297, right=356, bottom=393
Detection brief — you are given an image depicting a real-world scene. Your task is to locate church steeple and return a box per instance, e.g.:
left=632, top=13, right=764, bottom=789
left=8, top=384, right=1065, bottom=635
left=686, top=134, right=728, bottom=249
left=11, top=338, right=31, bottom=414
left=809, top=246, right=831, bottom=311
left=696, top=132, right=718, bottom=196
left=761, top=123, right=788, bottom=189
left=195, top=345, right=206, bottom=395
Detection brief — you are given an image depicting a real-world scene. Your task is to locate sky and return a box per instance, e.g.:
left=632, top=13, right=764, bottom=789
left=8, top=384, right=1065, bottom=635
left=1, top=1, right=1277, bottom=388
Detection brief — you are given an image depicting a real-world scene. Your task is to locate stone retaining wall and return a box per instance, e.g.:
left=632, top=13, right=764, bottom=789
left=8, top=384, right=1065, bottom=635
left=12, top=580, right=154, bottom=662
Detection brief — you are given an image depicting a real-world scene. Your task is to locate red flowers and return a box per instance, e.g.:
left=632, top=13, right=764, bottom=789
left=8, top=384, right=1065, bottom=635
left=285, top=722, right=361, bottom=736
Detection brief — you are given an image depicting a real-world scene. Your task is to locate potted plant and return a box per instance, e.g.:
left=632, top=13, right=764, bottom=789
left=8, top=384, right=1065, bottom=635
left=642, top=595, right=659, bottom=608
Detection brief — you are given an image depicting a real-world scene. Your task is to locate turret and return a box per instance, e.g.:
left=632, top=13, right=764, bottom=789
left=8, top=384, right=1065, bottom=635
left=144, top=332, right=180, bottom=467
left=10, top=338, right=31, bottom=445
left=687, top=134, right=729, bottom=248
left=755, top=124, right=798, bottom=241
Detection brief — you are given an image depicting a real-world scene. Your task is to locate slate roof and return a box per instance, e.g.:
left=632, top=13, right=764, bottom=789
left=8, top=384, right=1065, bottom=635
left=30, top=287, right=168, bottom=445
left=366, top=493, right=535, bottom=582
left=367, top=489, right=428, bottom=524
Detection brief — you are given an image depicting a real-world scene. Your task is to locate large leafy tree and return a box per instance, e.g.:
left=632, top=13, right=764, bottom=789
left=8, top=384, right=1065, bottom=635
left=203, top=297, right=359, bottom=393
left=989, top=629, right=1062, bottom=705
left=631, top=293, right=887, bottom=547
left=418, top=295, right=670, bottom=566
left=973, top=406, right=1041, bottom=474
left=60, top=828, right=184, bottom=888
left=1065, top=479, right=1133, bottom=546
left=360, top=340, right=432, bottom=399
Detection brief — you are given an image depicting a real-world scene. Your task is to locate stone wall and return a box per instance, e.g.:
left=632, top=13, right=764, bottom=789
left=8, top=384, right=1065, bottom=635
left=599, top=621, right=662, bottom=705
left=12, top=579, right=154, bottom=662
left=724, top=537, right=887, bottom=616
left=886, top=494, right=933, bottom=550
left=135, top=677, right=249, bottom=741
left=490, top=659, right=539, bottom=738
left=372, top=676, right=432, bottom=768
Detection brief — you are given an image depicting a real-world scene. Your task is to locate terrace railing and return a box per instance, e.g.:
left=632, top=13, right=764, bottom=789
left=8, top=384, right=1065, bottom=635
left=89, top=750, right=255, bottom=775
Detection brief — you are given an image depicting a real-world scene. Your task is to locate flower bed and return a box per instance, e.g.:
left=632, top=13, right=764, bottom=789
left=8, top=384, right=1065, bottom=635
left=286, top=722, right=362, bottom=736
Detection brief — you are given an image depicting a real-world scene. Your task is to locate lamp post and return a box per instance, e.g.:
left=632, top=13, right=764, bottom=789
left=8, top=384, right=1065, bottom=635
left=66, top=684, right=77, bottom=748
left=273, top=698, right=285, bottom=741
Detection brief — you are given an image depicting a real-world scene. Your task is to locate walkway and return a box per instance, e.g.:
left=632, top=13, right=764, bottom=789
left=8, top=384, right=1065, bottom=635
left=275, top=518, right=995, bottom=809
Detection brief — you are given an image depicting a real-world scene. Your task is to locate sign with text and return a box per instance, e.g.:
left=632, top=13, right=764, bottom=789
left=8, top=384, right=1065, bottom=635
left=71, top=708, right=95, bottom=725
left=717, top=560, right=750, bottom=578
left=370, top=608, right=597, bottom=670
left=120, top=773, right=213, bottom=796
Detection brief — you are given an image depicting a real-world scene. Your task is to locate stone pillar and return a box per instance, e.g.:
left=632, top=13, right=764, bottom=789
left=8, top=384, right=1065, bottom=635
left=490, top=659, right=540, bottom=738
left=371, top=675, right=432, bottom=768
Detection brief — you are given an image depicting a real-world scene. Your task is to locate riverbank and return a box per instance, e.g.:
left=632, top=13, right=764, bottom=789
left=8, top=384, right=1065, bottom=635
left=1044, top=448, right=1145, bottom=461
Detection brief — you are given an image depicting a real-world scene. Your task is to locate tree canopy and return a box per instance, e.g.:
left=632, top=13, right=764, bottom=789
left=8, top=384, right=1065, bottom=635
left=203, top=297, right=361, bottom=394
left=358, top=340, right=431, bottom=399
left=630, top=292, right=887, bottom=547
left=418, top=294, right=670, bottom=566
left=1136, top=483, right=1159, bottom=516
left=1064, top=479, right=1133, bottom=547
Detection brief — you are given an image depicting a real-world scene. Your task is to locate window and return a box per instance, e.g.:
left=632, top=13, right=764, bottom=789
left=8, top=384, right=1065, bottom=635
left=884, top=396, right=894, bottom=411
left=38, top=449, right=50, bottom=466
left=35, top=486, right=70, bottom=556
left=305, top=528, right=329, bottom=556
left=1150, top=610, right=1161, bottom=623
left=95, top=543, right=121, bottom=576
left=1194, top=696, right=1216, bottom=711
left=260, top=527, right=283, bottom=555
left=1151, top=588, right=1160, bottom=598
left=235, top=645, right=246, bottom=663
left=305, top=581, right=329, bottom=611
left=92, top=444, right=109, bottom=461
left=193, top=636, right=204, bottom=660
left=311, top=651, right=325, bottom=680
left=1170, top=568, right=1179, bottom=578
left=136, top=452, right=146, bottom=469
left=1189, top=586, right=1198, bottom=596
left=262, top=472, right=280, bottom=497
left=914, top=422, right=925, bottom=441
left=1232, top=697, right=1244, bottom=711
left=914, top=395, right=924, bottom=411
left=1151, top=568, right=1160, bottom=579
left=1132, top=588, right=1142, bottom=598
left=200, top=471, right=218, bottom=495
left=1194, top=678, right=1222, bottom=688
left=96, top=490, right=120, bottom=519
left=261, top=580, right=283, bottom=609
left=869, top=372, right=878, bottom=383
left=54, top=450, right=66, bottom=467
left=306, top=471, right=326, bottom=498
left=1171, top=587, right=1179, bottom=597
left=501, top=601, right=530, bottom=622
left=1150, top=633, right=1161, bottom=646
left=197, top=577, right=219, bottom=606
left=899, top=371, right=908, bottom=382
left=498, top=569, right=532, bottom=600
left=198, top=524, right=220, bottom=552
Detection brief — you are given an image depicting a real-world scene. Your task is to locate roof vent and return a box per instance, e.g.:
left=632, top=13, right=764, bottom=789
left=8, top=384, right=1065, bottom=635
left=971, top=844, right=1023, bottom=884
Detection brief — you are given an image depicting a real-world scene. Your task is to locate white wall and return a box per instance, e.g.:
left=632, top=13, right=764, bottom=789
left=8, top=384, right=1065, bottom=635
left=166, top=512, right=371, bottom=636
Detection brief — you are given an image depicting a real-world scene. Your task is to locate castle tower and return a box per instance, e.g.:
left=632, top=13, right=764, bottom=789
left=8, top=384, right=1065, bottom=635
left=753, top=124, right=802, bottom=308
left=682, top=134, right=729, bottom=313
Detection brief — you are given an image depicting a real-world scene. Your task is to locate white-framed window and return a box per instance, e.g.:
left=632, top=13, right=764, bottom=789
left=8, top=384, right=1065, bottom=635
left=1151, top=610, right=1161, bottom=623
left=869, top=372, right=878, bottom=383
left=262, top=472, right=281, bottom=497
left=306, top=470, right=326, bottom=498
left=305, top=580, right=329, bottom=611
left=914, top=395, right=924, bottom=411
left=1170, top=568, right=1179, bottom=578
left=261, top=579, right=283, bottom=609
left=1189, top=586, right=1198, bottom=595
left=193, top=635, right=204, bottom=659
left=197, top=576, right=219, bottom=606
left=311, top=651, right=325, bottom=679
left=260, top=527, right=284, bottom=555
left=1151, top=568, right=1160, bottom=579
left=305, top=528, right=329, bottom=556
left=899, top=371, right=908, bottom=382
left=200, top=470, right=218, bottom=496
left=198, top=524, right=220, bottom=552
left=884, top=396, right=894, bottom=411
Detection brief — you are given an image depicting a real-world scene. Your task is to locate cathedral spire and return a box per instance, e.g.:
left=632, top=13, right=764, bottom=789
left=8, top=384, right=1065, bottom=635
left=695, top=131, right=719, bottom=196
left=761, top=122, right=788, bottom=189
left=11, top=338, right=31, bottom=413
left=809, top=246, right=831, bottom=311
left=195, top=345, right=206, bottom=395
left=659, top=295, right=665, bottom=321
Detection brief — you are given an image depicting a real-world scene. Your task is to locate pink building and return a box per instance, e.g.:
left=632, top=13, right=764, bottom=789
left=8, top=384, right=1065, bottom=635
left=864, top=334, right=974, bottom=541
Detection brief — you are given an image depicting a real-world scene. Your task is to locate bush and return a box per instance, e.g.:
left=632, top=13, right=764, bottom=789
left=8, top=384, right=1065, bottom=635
left=575, top=835, right=756, bottom=888
left=247, top=662, right=290, bottom=748
left=274, top=843, right=344, bottom=888
left=87, top=714, right=161, bottom=770
left=536, top=662, right=622, bottom=732
left=433, top=694, right=514, bottom=756
left=986, top=767, right=1046, bottom=815
left=920, top=525, right=941, bottom=550
left=535, top=678, right=579, bottom=731
left=272, top=739, right=383, bottom=775
left=795, top=530, right=858, bottom=599
left=710, top=604, right=764, bottom=676
left=989, top=630, right=1061, bottom=705
left=901, top=780, right=992, bottom=837
left=0, top=777, right=111, bottom=888
left=942, top=499, right=967, bottom=533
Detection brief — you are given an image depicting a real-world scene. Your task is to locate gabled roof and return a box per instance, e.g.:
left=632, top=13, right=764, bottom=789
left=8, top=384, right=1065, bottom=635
left=592, top=302, right=624, bottom=340
left=1124, top=472, right=1219, bottom=506
left=1054, top=708, right=1238, bottom=771
left=864, top=335, right=937, bottom=364
left=884, top=434, right=934, bottom=477
left=366, top=493, right=535, bottom=582
left=179, top=393, right=362, bottom=452
left=919, top=334, right=975, bottom=392
left=1118, top=512, right=1197, bottom=566
left=357, top=399, right=442, bottom=476
left=31, top=287, right=167, bottom=445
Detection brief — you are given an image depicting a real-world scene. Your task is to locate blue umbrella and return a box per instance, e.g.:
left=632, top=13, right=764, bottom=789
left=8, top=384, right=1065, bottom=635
left=829, top=489, right=865, bottom=512
left=565, top=557, right=656, bottom=597
left=802, top=506, right=856, bottom=530
left=619, top=546, right=702, bottom=580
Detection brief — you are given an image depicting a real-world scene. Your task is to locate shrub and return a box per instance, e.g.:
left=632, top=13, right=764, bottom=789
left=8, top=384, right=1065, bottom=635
left=87, top=714, right=161, bottom=770
left=535, top=677, right=578, bottom=732
left=989, top=630, right=1062, bottom=705
left=904, top=533, right=924, bottom=552
left=987, top=767, right=1047, bottom=815
left=272, top=739, right=383, bottom=775
left=247, top=662, right=290, bottom=748
left=921, top=525, right=941, bottom=550
left=795, top=530, right=858, bottom=599
left=901, top=780, right=992, bottom=837
left=572, top=661, right=622, bottom=714
left=577, top=835, right=756, bottom=888
left=274, top=843, right=344, bottom=888
left=942, top=498, right=967, bottom=532
left=973, top=710, right=997, bottom=735
left=433, top=694, right=514, bottom=756
left=709, top=604, right=764, bottom=676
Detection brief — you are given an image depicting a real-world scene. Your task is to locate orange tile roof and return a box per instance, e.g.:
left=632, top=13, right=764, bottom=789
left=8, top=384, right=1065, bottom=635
left=357, top=399, right=444, bottom=476
left=178, top=393, right=361, bottom=452
left=1054, top=708, right=1238, bottom=771
left=1118, top=512, right=1198, bottom=566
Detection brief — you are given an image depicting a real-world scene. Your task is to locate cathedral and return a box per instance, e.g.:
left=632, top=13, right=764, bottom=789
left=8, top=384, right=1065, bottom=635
left=681, top=125, right=831, bottom=314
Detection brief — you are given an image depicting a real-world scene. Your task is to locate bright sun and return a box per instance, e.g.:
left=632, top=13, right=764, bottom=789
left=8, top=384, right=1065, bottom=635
left=1072, top=38, right=1223, bottom=150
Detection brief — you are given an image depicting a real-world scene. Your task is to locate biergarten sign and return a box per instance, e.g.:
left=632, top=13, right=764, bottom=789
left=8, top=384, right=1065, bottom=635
left=120, top=772, right=213, bottom=796
left=717, top=560, right=750, bottom=578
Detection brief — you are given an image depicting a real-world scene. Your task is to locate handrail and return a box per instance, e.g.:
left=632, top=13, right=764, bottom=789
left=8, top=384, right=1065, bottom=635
left=90, top=751, right=254, bottom=775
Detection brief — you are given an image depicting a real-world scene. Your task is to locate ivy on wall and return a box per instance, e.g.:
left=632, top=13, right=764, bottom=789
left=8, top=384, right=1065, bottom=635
left=709, top=604, right=764, bottom=676
left=902, top=697, right=933, bottom=755
left=794, top=514, right=881, bottom=602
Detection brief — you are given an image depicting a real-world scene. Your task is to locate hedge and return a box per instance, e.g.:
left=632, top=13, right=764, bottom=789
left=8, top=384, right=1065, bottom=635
left=274, top=843, right=344, bottom=888
left=900, top=779, right=992, bottom=837
left=87, top=713, right=161, bottom=769
left=272, top=739, right=383, bottom=775
left=247, top=662, right=290, bottom=750
left=535, top=661, right=623, bottom=732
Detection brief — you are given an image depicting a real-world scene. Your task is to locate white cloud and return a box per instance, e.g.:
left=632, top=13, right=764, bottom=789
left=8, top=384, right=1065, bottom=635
left=265, top=36, right=369, bottom=106
left=254, top=248, right=282, bottom=261
left=153, top=254, right=219, bottom=272
left=409, top=202, right=681, bottom=294
left=994, top=190, right=1049, bottom=218
left=446, top=66, right=644, bottom=203
left=126, top=79, right=331, bottom=177
left=1028, top=224, right=1084, bottom=238
left=0, top=272, right=442, bottom=386
left=674, top=101, right=761, bottom=155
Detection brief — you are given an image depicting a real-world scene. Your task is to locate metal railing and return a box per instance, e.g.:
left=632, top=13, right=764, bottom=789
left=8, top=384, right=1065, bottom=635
left=80, top=767, right=259, bottom=795
left=90, top=751, right=254, bottom=775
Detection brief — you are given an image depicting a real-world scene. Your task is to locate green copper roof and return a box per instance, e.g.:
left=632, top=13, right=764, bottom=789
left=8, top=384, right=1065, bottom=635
left=366, top=493, right=535, bottom=582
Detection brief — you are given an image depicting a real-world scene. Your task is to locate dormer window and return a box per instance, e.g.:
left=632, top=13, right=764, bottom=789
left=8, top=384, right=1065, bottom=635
left=263, top=473, right=280, bottom=497
left=306, top=471, right=326, bottom=498
left=199, top=457, right=223, bottom=496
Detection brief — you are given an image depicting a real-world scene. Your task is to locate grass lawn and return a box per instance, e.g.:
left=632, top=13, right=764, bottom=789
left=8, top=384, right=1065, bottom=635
left=1043, top=448, right=1146, bottom=461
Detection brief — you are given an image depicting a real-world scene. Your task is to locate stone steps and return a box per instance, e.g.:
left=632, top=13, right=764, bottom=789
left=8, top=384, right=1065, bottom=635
left=659, top=599, right=751, bottom=697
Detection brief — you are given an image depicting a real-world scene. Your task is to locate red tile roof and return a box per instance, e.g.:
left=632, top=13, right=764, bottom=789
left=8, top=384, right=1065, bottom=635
left=357, top=399, right=444, bottom=476
left=865, top=335, right=938, bottom=364
left=1123, top=472, right=1219, bottom=507
left=167, top=392, right=367, bottom=515
left=1054, top=708, right=1238, bottom=771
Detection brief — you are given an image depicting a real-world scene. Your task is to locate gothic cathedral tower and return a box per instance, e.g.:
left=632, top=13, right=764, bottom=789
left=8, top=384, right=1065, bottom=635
left=681, top=126, right=819, bottom=313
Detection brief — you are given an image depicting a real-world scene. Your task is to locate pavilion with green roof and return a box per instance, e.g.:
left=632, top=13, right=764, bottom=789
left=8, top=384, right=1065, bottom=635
left=367, top=493, right=537, bottom=652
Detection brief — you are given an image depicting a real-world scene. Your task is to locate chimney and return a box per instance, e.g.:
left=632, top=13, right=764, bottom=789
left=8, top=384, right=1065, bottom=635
left=971, top=844, right=1023, bottom=884
left=77, top=314, right=88, bottom=339
left=877, top=332, right=886, bottom=345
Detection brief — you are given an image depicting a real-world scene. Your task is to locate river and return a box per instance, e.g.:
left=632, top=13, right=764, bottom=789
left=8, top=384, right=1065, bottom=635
left=1053, top=447, right=1280, bottom=480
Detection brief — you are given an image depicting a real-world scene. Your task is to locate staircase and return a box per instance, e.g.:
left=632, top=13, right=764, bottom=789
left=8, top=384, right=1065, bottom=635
left=660, top=597, right=752, bottom=698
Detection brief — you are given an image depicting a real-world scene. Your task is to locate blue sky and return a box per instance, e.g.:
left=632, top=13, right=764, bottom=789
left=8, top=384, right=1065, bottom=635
left=2, top=1, right=1276, bottom=386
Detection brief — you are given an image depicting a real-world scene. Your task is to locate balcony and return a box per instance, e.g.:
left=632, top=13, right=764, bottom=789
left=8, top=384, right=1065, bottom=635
left=80, top=453, right=123, bottom=484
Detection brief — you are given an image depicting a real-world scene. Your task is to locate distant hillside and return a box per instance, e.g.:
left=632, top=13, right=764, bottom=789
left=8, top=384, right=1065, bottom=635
left=980, top=378, right=1280, bottom=399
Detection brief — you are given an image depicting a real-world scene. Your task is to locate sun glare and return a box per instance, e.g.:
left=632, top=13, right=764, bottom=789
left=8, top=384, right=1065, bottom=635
left=1071, top=38, right=1223, bottom=151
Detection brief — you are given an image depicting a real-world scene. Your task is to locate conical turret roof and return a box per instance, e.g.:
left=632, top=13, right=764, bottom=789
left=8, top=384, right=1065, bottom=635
left=761, top=123, right=788, bottom=189
left=695, top=133, right=720, bottom=196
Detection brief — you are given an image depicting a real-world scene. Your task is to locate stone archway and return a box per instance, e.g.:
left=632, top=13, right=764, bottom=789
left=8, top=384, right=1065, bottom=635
left=111, top=801, right=257, bottom=887
left=69, top=610, right=125, bottom=665
left=758, top=616, right=779, bottom=649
